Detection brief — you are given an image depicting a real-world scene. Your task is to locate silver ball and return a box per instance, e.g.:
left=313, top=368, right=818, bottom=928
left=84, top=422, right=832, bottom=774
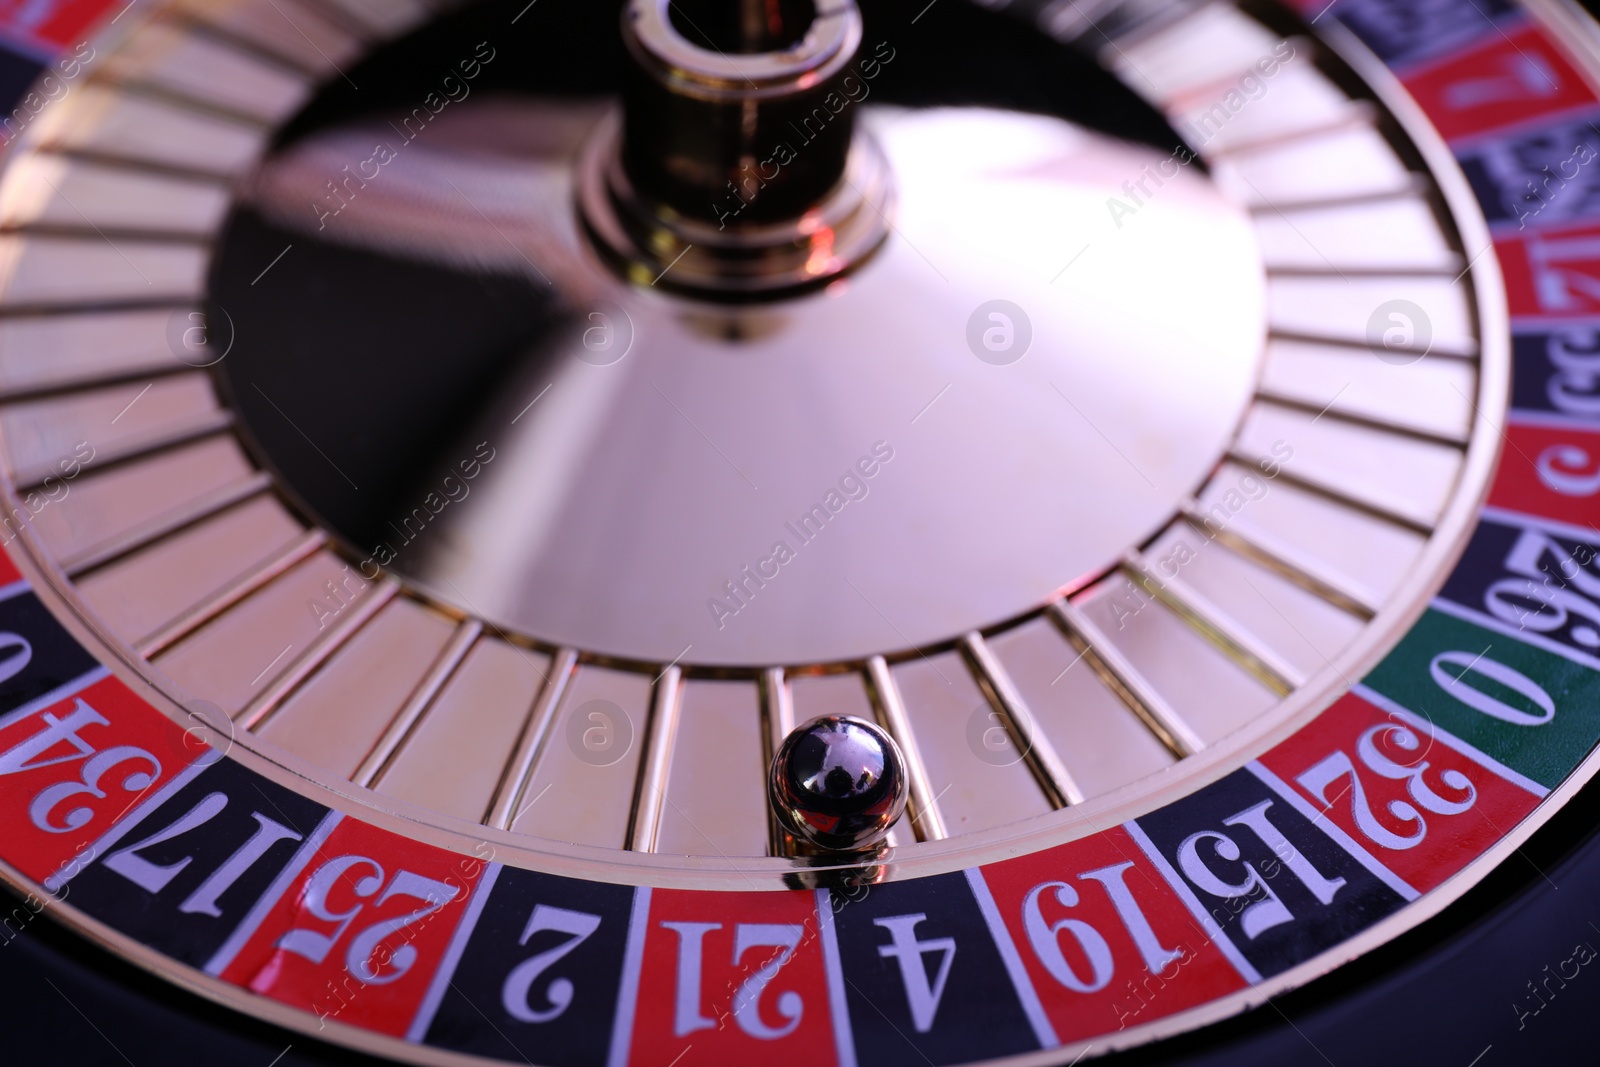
left=769, top=715, right=908, bottom=853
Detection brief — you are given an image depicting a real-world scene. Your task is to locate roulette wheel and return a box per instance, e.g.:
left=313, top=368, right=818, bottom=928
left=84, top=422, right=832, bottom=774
left=5, top=0, right=1600, bottom=1062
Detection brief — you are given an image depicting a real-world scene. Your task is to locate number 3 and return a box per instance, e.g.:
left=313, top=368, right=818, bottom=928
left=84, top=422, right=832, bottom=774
left=1295, top=723, right=1476, bottom=852
left=30, top=745, right=161, bottom=833
left=1537, top=443, right=1600, bottom=497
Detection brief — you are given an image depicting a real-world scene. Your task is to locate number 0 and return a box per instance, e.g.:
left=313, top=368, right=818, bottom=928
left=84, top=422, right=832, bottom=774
left=1429, top=651, right=1555, bottom=726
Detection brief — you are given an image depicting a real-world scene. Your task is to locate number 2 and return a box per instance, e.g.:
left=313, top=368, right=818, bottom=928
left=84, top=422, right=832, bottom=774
left=501, top=905, right=601, bottom=1023
left=1295, top=723, right=1477, bottom=851
left=277, top=855, right=459, bottom=985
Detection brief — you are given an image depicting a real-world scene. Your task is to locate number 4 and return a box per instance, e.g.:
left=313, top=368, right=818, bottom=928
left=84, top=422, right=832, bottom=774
left=874, top=914, right=955, bottom=1033
left=0, top=698, right=101, bottom=778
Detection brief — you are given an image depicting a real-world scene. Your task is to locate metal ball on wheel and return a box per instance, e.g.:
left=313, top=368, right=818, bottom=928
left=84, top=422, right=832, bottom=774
left=769, top=715, right=909, bottom=853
